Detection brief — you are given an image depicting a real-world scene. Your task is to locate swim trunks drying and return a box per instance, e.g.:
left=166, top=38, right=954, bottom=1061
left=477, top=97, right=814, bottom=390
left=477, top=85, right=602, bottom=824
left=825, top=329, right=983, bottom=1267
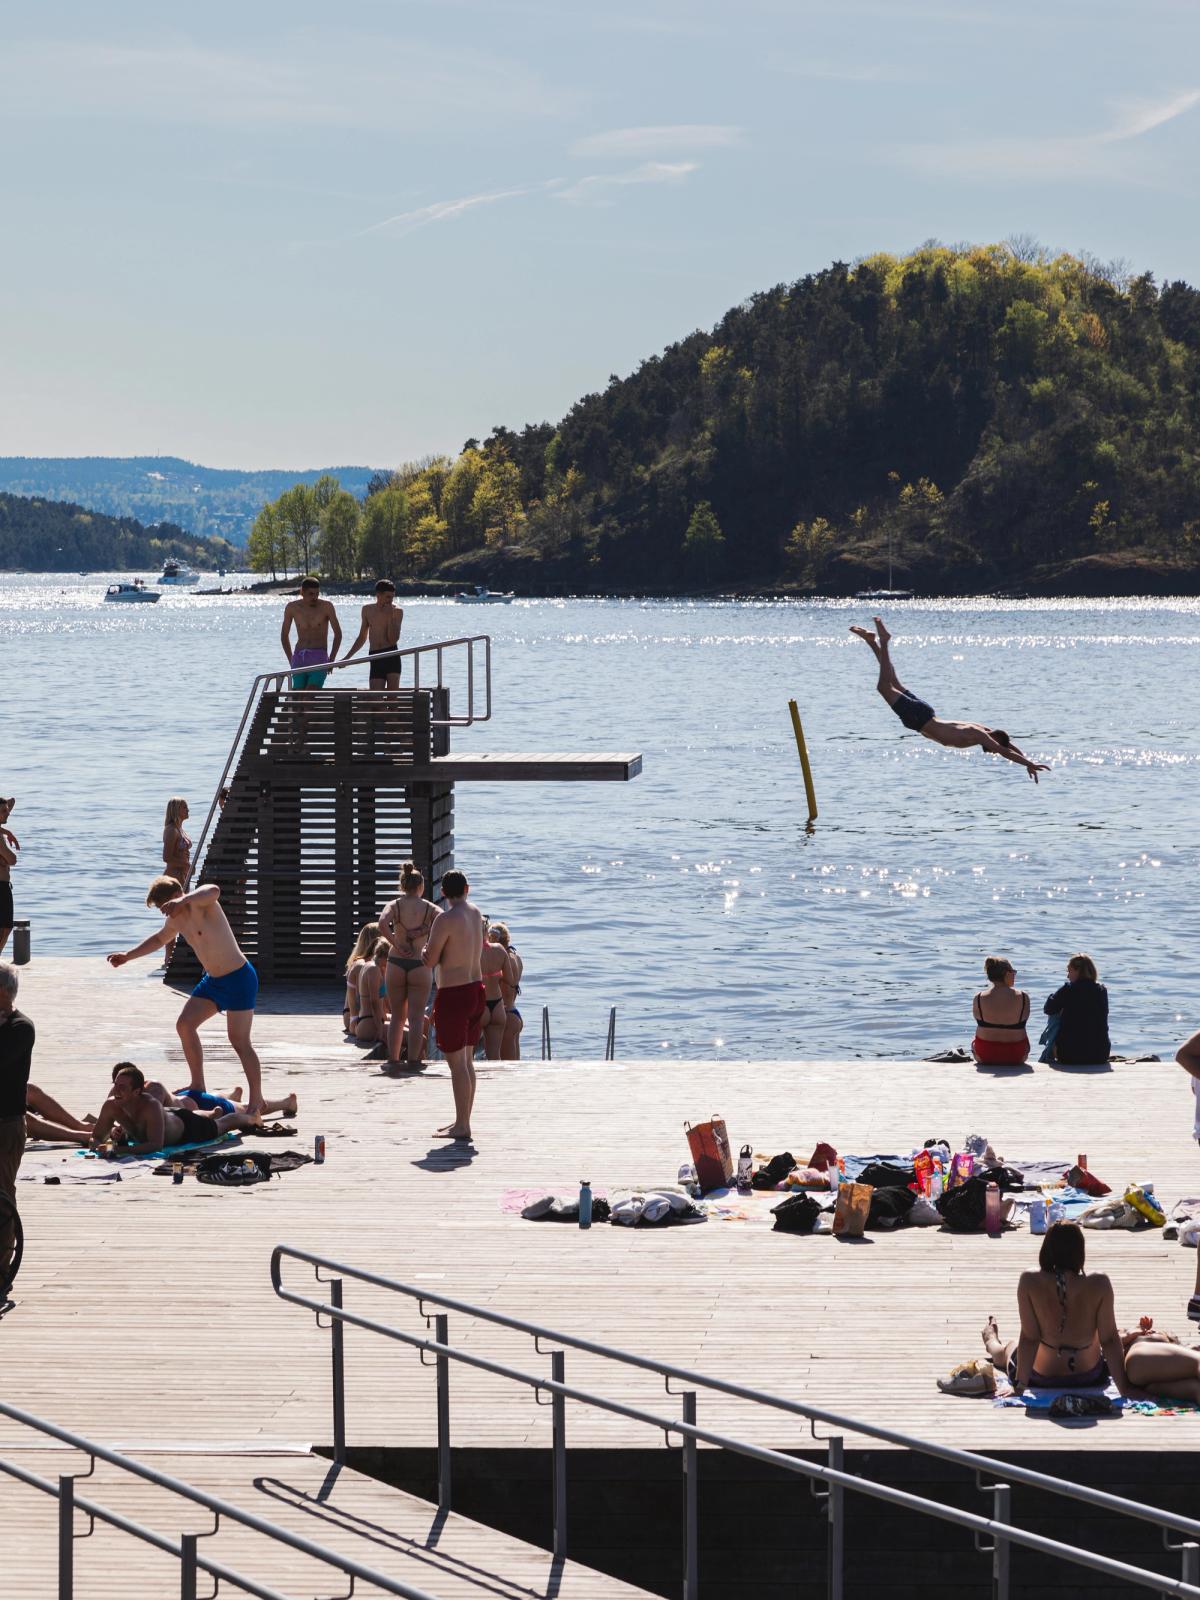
left=191, top=961, right=258, bottom=1014
left=891, top=689, right=936, bottom=732
left=433, top=981, right=487, bottom=1053
left=291, top=646, right=331, bottom=690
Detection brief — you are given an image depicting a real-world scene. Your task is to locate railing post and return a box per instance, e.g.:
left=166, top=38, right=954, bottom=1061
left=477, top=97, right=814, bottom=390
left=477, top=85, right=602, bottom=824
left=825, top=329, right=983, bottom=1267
left=330, top=1278, right=346, bottom=1465
left=57, top=1475, right=74, bottom=1600
left=551, top=1351, right=567, bottom=1560
left=826, top=1436, right=843, bottom=1600
left=180, top=1532, right=198, bottom=1600
left=991, top=1483, right=1010, bottom=1600
left=605, top=1008, right=616, bottom=1061
left=1185, top=1543, right=1200, bottom=1587
left=435, top=1313, right=452, bottom=1511
left=541, top=1006, right=552, bottom=1060
left=681, top=1392, right=698, bottom=1600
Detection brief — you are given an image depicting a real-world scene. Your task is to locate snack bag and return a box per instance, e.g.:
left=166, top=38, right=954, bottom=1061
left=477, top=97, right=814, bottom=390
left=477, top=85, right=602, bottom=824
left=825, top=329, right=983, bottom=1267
left=949, top=1152, right=974, bottom=1189
left=913, top=1149, right=934, bottom=1195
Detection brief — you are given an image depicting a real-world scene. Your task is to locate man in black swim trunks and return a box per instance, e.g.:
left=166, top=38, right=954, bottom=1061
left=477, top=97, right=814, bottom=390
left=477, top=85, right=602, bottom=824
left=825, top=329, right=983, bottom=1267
left=850, top=616, right=1049, bottom=783
left=343, top=579, right=404, bottom=688
left=90, top=1064, right=261, bottom=1156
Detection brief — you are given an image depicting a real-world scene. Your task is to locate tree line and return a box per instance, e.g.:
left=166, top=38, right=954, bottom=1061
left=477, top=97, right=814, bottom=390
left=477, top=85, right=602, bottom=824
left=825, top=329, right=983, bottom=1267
left=0, top=492, right=235, bottom=573
left=249, top=242, right=1200, bottom=592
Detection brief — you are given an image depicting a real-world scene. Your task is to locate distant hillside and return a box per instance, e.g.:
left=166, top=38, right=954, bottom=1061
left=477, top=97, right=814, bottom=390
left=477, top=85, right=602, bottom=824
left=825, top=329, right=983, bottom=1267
left=0, top=456, right=380, bottom=545
left=0, top=492, right=237, bottom=572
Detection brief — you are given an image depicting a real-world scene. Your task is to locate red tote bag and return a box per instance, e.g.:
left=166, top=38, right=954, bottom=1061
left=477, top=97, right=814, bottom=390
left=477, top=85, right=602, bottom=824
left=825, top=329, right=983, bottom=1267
left=685, top=1115, right=735, bottom=1194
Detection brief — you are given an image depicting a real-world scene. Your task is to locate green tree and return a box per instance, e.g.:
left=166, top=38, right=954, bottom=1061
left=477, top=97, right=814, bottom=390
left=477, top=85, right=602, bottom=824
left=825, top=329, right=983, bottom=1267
left=682, top=501, right=725, bottom=582
left=320, top=490, right=361, bottom=581
left=276, top=484, right=321, bottom=575
left=247, top=503, right=286, bottom=579
left=312, top=473, right=341, bottom=511
left=358, top=486, right=411, bottom=575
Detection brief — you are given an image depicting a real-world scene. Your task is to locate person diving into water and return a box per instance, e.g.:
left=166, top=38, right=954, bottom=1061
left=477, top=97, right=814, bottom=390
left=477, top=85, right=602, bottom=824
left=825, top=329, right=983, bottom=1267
left=850, top=617, right=1049, bottom=783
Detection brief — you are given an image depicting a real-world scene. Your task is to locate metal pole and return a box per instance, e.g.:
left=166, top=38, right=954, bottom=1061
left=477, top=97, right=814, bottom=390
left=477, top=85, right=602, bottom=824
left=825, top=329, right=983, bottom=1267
left=826, top=1436, right=843, bottom=1600
left=57, top=1475, right=74, bottom=1600
left=541, top=1006, right=552, bottom=1061
left=992, top=1483, right=1010, bottom=1600
left=180, top=1532, right=198, bottom=1600
left=435, top=1314, right=451, bottom=1511
left=605, top=1008, right=616, bottom=1060
left=330, top=1279, right=346, bottom=1465
left=551, top=1351, right=567, bottom=1561
left=1186, top=1544, right=1200, bottom=1587
left=681, top=1393, right=698, bottom=1600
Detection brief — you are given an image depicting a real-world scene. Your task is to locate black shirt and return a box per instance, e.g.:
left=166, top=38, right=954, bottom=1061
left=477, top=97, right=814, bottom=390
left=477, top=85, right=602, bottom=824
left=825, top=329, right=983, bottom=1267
left=0, top=1007, right=35, bottom=1118
left=1044, top=979, right=1109, bottom=1066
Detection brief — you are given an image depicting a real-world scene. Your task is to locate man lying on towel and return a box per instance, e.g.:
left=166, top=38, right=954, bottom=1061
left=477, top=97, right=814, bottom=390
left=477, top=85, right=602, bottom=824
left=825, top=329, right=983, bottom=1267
left=91, top=1063, right=261, bottom=1157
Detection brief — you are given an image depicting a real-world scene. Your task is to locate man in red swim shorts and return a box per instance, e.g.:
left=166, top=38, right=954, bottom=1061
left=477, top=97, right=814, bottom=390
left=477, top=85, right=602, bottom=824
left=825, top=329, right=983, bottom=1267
left=423, top=869, right=485, bottom=1142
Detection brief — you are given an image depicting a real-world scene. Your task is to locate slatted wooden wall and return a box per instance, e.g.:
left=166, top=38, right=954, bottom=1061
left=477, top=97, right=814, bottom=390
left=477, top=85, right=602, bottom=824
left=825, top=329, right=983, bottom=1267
left=167, top=687, right=454, bottom=985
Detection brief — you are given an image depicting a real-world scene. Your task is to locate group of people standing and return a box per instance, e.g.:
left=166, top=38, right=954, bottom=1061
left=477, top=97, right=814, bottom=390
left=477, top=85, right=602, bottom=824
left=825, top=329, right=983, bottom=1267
left=971, top=953, right=1110, bottom=1067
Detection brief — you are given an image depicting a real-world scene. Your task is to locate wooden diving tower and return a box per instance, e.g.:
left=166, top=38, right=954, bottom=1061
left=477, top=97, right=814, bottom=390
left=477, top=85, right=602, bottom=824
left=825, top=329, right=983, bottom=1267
left=167, top=635, right=640, bottom=985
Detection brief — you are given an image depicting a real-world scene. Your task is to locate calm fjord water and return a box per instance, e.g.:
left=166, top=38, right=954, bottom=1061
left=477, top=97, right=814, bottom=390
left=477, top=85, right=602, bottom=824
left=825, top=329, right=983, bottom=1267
left=3, top=577, right=1199, bottom=1059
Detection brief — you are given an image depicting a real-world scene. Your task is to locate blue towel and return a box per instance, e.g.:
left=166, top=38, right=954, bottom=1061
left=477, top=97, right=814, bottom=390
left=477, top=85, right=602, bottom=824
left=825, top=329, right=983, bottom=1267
left=74, top=1131, right=239, bottom=1162
left=1038, top=1013, right=1061, bottom=1064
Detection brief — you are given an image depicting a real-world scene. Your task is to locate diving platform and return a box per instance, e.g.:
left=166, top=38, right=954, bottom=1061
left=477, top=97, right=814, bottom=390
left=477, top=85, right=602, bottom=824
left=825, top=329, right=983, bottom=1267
left=167, top=636, right=641, bottom=984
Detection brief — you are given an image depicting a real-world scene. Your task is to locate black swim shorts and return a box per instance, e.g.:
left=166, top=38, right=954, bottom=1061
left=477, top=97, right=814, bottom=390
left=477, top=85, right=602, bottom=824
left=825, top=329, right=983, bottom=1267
left=369, top=652, right=402, bottom=680
left=0, top=882, right=12, bottom=928
left=891, top=690, right=935, bottom=732
left=172, top=1106, right=221, bottom=1146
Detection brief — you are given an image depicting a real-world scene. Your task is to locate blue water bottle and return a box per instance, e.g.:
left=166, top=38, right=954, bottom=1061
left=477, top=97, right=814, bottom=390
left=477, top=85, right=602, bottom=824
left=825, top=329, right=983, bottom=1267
left=579, top=1180, right=593, bottom=1230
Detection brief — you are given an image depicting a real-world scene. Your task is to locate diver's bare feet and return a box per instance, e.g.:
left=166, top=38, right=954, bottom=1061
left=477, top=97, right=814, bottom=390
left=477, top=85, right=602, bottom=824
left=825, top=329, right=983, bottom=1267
left=873, top=616, right=891, bottom=644
left=849, top=625, right=877, bottom=646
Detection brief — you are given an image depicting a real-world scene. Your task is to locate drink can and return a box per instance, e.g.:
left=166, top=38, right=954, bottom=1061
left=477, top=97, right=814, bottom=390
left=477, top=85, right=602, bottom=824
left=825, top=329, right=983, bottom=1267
left=314, top=1135, right=326, bottom=1164
left=172, top=1160, right=184, bottom=1185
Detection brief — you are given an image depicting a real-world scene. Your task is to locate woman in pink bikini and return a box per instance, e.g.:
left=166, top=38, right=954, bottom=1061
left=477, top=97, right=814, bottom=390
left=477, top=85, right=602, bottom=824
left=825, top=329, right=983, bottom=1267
left=379, top=863, right=439, bottom=1065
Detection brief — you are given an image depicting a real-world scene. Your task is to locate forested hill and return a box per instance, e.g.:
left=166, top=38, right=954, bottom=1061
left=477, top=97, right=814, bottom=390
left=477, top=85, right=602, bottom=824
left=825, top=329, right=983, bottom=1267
left=0, top=456, right=377, bottom=545
left=0, top=492, right=236, bottom=572
left=352, top=243, right=1200, bottom=595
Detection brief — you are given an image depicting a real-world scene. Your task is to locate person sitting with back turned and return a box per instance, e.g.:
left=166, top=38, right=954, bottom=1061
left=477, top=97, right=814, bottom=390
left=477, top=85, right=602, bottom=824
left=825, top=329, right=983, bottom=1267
left=1043, top=953, right=1110, bottom=1066
left=107, top=877, right=266, bottom=1114
left=91, top=1064, right=261, bottom=1156
left=971, top=956, right=1031, bottom=1065
left=849, top=617, right=1049, bottom=782
left=423, top=870, right=485, bottom=1141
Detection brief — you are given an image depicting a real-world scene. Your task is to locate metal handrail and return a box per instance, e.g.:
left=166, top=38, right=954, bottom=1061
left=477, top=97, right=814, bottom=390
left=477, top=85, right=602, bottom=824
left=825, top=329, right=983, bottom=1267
left=186, top=634, right=490, bottom=890
left=0, top=1398, right=447, bottom=1600
left=271, top=1245, right=1200, bottom=1599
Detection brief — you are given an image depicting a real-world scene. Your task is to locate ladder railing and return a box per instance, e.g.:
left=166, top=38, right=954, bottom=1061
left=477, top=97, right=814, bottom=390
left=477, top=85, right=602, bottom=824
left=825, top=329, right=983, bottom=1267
left=186, top=634, right=490, bottom=890
left=271, top=1244, right=1200, bottom=1600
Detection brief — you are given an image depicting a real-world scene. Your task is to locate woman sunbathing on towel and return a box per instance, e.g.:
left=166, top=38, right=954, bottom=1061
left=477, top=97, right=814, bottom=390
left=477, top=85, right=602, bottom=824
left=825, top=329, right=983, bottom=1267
left=979, top=1222, right=1138, bottom=1396
left=850, top=617, right=1049, bottom=782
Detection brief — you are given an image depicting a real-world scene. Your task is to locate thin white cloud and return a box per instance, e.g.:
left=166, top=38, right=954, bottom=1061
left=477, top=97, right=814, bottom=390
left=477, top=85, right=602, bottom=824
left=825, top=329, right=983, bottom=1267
left=554, top=161, right=700, bottom=206
left=773, top=59, right=913, bottom=83
left=357, top=181, right=562, bottom=240
left=887, top=88, right=1200, bottom=182
left=572, top=124, right=743, bottom=157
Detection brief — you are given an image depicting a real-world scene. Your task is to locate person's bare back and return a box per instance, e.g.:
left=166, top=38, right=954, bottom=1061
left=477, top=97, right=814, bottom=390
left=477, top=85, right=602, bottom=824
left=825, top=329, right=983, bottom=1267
left=426, top=900, right=484, bottom=987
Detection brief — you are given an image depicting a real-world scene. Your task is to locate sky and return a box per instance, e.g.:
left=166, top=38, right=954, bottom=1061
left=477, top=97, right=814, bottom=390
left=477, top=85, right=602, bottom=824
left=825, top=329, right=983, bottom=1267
left=1, top=0, right=1197, bottom=469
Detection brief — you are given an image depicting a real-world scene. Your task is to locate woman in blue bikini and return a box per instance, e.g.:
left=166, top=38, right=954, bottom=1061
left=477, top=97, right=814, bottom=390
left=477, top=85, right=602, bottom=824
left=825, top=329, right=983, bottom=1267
left=850, top=617, right=1049, bottom=782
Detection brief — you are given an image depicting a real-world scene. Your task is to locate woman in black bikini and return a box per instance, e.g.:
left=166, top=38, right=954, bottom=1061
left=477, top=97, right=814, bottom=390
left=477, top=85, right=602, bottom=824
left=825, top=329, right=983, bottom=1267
left=379, top=863, right=438, bottom=1066
left=980, top=1222, right=1138, bottom=1396
left=342, top=920, right=379, bottom=1037
left=971, top=956, right=1030, bottom=1065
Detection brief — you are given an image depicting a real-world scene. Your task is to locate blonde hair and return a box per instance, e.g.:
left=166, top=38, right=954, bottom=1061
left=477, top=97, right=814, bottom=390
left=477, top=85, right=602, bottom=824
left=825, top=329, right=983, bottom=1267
left=489, top=922, right=510, bottom=947
left=146, top=875, right=183, bottom=908
left=398, top=860, right=424, bottom=893
left=344, top=921, right=380, bottom=973
left=373, top=937, right=392, bottom=960
left=164, top=797, right=188, bottom=828
left=1068, top=953, right=1098, bottom=982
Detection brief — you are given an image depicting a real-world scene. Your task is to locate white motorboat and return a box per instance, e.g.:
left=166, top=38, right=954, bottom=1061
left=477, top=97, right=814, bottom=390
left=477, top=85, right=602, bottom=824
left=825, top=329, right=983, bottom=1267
left=158, top=561, right=200, bottom=585
left=456, top=585, right=514, bottom=604
left=105, top=581, right=160, bottom=604
left=853, top=588, right=914, bottom=601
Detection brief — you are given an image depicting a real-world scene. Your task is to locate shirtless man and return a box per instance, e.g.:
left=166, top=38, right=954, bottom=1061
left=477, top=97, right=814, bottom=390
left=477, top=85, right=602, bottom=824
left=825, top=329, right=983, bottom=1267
left=91, top=1064, right=261, bottom=1157
left=851, top=617, right=1049, bottom=783
left=422, top=870, right=485, bottom=1141
left=0, top=796, right=18, bottom=956
left=281, top=577, right=342, bottom=690
left=343, top=579, right=404, bottom=688
left=107, top=877, right=266, bottom=1114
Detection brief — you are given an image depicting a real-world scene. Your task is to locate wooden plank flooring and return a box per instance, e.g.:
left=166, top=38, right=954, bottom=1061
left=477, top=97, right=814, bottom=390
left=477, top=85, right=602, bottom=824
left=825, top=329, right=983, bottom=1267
left=4, top=956, right=1200, bottom=1480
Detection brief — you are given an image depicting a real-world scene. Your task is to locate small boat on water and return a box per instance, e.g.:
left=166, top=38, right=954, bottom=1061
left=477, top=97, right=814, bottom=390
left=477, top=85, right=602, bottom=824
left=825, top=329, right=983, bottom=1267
left=105, top=580, right=160, bottom=604
left=853, top=588, right=914, bottom=601
left=158, top=561, right=200, bottom=585
left=456, top=584, right=514, bottom=604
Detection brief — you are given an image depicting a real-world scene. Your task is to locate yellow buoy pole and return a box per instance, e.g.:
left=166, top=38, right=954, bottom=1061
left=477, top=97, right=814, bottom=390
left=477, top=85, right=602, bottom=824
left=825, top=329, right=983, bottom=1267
left=788, top=700, right=818, bottom=826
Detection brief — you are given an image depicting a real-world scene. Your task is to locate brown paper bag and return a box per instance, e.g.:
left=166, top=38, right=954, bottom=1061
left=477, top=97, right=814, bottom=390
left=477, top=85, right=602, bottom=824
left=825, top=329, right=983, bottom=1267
left=832, top=1181, right=871, bottom=1237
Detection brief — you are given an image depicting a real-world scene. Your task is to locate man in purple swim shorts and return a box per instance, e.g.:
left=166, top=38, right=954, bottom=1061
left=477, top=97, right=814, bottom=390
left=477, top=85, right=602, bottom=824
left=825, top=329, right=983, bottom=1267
left=281, top=576, right=342, bottom=689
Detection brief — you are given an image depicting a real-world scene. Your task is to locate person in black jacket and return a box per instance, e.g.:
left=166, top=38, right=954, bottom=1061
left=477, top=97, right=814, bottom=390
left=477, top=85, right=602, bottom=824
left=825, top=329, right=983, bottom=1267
left=1044, top=954, right=1110, bottom=1065
left=0, top=959, right=33, bottom=1278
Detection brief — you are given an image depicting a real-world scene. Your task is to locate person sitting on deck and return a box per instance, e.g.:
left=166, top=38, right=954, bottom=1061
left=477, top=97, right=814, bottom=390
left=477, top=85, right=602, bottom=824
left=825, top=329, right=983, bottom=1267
left=24, top=1084, right=95, bottom=1142
left=353, top=939, right=391, bottom=1045
left=849, top=616, right=1049, bottom=782
left=978, top=1222, right=1139, bottom=1396
left=1042, top=953, right=1110, bottom=1066
left=341, top=920, right=380, bottom=1037
left=91, top=1064, right=261, bottom=1156
left=970, top=956, right=1030, bottom=1066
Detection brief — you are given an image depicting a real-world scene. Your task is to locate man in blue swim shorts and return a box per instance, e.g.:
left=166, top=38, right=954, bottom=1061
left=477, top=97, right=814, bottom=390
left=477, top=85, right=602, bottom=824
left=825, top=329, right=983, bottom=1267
left=850, top=616, right=1050, bottom=783
left=107, top=877, right=270, bottom=1115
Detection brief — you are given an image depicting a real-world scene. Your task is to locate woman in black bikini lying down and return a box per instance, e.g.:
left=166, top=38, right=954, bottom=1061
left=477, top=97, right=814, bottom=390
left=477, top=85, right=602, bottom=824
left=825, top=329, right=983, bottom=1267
left=850, top=616, right=1049, bottom=782
left=980, top=1222, right=1138, bottom=1396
